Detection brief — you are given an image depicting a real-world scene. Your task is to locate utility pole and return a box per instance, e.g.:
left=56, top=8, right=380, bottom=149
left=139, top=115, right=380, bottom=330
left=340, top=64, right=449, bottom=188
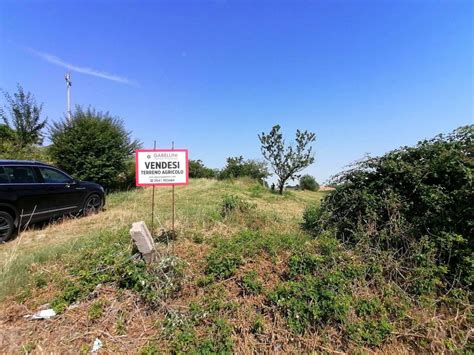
left=65, top=73, right=72, bottom=123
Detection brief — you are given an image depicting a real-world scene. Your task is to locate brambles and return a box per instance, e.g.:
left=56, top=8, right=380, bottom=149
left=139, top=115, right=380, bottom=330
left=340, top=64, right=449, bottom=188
left=301, top=204, right=323, bottom=234
left=306, top=125, right=473, bottom=289
left=50, top=229, right=185, bottom=312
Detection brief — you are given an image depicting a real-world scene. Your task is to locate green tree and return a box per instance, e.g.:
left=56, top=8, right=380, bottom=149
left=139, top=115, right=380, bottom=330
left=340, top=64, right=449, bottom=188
left=258, top=125, right=316, bottom=194
left=219, top=156, right=269, bottom=183
left=49, top=106, right=141, bottom=189
left=0, top=84, right=47, bottom=147
left=189, top=159, right=217, bottom=179
left=300, top=174, right=319, bottom=191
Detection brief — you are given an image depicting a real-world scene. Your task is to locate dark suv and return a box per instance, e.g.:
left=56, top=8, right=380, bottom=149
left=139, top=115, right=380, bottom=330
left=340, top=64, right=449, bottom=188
left=0, top=160, right=105, bottom=242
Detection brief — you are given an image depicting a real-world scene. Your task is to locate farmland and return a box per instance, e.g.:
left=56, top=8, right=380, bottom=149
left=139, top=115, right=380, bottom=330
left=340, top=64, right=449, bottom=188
left=0, top=177, right=470, bottom=353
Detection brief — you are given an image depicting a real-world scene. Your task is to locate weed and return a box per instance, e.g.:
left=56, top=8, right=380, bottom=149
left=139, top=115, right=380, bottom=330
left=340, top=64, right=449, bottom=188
left=251, top=315, right=265, bottom=334
left=21, top=342, right=36, bottom=353
left=205, top=230, right=308, bottom=281
left=140, top=342, right=159, bottom=355
left=33, top=274, right=47, bottom=289
left=355, top=298, right=383, bottom=317
left=287, top=250, right=323, bottom=278
left=196, top=275, right=214, bottom=287
left=205, top=252, right=242, bottom=280
left=88, top=299, right=106, bottom=320
left=269, top=273, right=352, bottom=333
left=116, top=311, right=126, bottom=335
left=239, top=271, right=263, bottom=295
left=347, top=318, right=393, bottom=347
left=195, top=317, right=234, bottom=353
left=220, top=194, right=254, bottom=217
left=155, top=229, right=178, bottom=244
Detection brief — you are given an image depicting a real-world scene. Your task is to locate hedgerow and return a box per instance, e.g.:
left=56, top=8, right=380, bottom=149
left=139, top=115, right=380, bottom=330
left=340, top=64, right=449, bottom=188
left=304, top=125, right=473, bottom=289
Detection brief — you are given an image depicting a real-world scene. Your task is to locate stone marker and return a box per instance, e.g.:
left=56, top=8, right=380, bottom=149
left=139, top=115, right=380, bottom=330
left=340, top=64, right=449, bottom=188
left=130, top=221, right=155, bottom=263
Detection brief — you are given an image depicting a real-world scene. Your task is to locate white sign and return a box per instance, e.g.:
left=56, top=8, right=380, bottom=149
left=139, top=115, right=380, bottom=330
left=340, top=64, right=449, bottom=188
left=136, top=149, right=189, bottom=186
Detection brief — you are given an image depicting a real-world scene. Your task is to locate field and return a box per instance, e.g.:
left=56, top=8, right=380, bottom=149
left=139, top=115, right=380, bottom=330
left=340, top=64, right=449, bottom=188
left=0, top=178, right=471, bottom=353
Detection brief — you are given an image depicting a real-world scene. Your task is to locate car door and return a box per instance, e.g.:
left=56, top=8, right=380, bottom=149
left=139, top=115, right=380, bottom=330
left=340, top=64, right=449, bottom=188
left=36, top=167, right=86, bottom=216
left=1, top=165, right=51, bottom=222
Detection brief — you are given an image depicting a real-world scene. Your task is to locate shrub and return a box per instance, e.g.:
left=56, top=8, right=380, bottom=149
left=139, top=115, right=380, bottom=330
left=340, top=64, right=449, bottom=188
left=49, top=106, right=141, bottom=190
left=268, top=272, right=352, bottom=333
left=309, top=125, right=473, bottom=288
left=220, top=194, right=254, bottom=217
left=301, top=204, right=323, bottom=234
left=300, top=174, right=319, bottom=191
left=189, top=159, right=217, bottom=178
left=50, top=230, right=185, bottom=311
left=219, top=156, right=269, bottom=183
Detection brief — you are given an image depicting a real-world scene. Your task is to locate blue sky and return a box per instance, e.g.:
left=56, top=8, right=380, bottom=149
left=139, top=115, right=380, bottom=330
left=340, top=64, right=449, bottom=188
left=1, top=0, right=472, bottom=183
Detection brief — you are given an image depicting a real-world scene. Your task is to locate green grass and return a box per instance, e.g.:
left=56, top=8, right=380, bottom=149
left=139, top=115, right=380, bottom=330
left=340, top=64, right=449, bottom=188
left=1, top=177, right=468, bottom=353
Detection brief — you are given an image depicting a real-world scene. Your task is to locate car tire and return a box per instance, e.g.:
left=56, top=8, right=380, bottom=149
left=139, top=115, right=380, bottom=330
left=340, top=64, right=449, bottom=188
left=83, top=194, right=103, bottom=216
left=0, top=211, right=15, bottom=243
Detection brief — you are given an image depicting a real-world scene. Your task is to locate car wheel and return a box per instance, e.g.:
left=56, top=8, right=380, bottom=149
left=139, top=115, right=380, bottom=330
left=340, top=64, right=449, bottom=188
left=0, top=211, right=15, bottom=242
left=83, top=194, right=103, bottom=216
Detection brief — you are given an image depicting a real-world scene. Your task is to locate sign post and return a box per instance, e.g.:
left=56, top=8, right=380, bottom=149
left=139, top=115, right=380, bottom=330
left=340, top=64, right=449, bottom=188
left=136, top=147, right=189, bottom=236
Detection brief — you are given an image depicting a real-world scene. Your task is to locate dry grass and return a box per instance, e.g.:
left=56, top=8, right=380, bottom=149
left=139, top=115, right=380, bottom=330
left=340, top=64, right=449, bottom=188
left=2, top=178, right=466, bottom=353
left=0, top=179, right=328, bottom=352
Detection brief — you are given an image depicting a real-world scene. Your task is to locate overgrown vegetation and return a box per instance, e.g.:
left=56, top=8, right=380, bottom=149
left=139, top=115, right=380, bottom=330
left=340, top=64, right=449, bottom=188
left=218, top=155, right=269, bottom=183
left=49, top=229, right=186, bottom=314
left=305, top=125, right=473, bottom=289
left=1, top=126, right=472, bottom=353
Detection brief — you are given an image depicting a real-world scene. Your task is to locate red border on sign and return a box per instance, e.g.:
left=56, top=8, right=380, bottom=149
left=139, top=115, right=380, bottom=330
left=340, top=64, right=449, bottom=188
left=135, top=149, right=189, bottom=187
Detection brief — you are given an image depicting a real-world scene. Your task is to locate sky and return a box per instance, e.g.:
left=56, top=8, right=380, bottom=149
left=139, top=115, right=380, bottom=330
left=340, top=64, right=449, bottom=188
left=0, top=0, right=472, bottom=183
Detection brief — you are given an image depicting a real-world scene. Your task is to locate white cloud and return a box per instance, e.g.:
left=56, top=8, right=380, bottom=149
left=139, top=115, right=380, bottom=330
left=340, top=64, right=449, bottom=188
left=26, top=47, right=138, bottom=86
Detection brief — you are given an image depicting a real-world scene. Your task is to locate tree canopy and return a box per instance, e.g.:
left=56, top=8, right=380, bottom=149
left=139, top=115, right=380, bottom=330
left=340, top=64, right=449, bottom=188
left=49, top=106, right=141, bottom=189
left=0, top=84, right=47, bottom=147
left=258, top=125, right=316, bottom=194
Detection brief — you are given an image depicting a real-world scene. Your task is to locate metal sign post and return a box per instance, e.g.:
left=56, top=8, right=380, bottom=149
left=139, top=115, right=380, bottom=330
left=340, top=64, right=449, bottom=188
left=136, top=146, right=189, bottom=237
left=151, top=140, right=157, bottom=235
left=172, top=141, right=175, bottom=233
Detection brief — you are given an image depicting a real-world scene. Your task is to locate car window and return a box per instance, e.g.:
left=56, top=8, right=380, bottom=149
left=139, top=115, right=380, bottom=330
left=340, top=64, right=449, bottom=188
left=0, top=166, right=10, bottom=183
left=39, top=167, right=71, bottom=183
left=2, top=166, right=37, bottom=184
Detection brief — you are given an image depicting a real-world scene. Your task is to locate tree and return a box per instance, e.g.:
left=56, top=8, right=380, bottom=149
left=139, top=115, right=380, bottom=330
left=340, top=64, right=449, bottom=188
left=0, top=84, right=47, bottom=147
left=189, top=159, right=217, bottom=179
left=258, top=125, right=316, bottom=194
left=218, top=156, right=269, bottom=183
left=300, top=174, right=319, bottom=191
left=49, top=106, right=141, bottom=189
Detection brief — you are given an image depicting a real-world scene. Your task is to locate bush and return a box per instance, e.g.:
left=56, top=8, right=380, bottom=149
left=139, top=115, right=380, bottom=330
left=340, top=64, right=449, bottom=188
left=220, top=194, right=254, bottom=217
left=300, top=175, right=319, bottom=191
left=49, top=106, right=140, bottom=190
left=301, top=204, right=324, bottom=234
left=189, top=159, right=217, bottom=179
left=219, top=156, right=269, bottom=183
left=309, top=125, right=473, bottom=288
